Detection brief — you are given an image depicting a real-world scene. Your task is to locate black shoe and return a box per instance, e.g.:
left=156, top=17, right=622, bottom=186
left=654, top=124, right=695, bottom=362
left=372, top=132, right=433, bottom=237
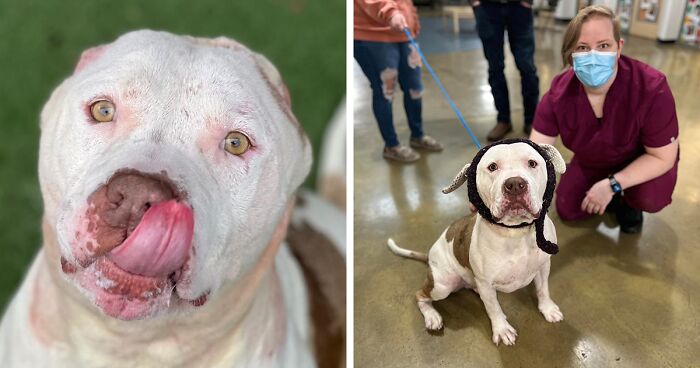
left=605, top=193, right=622, bottom=213
left=615, top=199, right=643, bottom=234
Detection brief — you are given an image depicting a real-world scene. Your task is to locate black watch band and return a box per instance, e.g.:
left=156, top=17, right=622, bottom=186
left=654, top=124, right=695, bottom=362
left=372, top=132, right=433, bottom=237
left=608, top=175, right=622, bottom=194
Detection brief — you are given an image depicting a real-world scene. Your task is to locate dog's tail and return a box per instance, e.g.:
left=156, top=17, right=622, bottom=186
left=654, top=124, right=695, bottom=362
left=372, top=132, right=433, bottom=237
left=387, top=238, right=428, bottom=262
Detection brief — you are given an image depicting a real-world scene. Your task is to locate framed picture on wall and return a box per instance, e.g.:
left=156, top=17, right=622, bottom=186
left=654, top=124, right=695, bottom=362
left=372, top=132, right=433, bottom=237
left=617, top=0, right=633, bottom=31
left=637, top=0, right=661, bottom=23
left=681, top=0, right=700, bottom=47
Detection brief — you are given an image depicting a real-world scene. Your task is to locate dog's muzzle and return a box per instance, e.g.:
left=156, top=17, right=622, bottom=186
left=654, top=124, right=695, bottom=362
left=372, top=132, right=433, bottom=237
left=58, top=169, right=209, bottom=320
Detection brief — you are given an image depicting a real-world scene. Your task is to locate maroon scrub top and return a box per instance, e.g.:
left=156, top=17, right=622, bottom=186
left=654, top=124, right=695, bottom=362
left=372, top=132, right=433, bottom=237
left=533, top=55, right=679, bottom=171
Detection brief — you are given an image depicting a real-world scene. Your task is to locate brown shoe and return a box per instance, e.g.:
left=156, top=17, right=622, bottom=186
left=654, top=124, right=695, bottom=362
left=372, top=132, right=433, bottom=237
left=410, top=135, right=443, bottom=152
left=487, top=122, right=513, bottom=142
left=383, top=145, right=420, bottom=163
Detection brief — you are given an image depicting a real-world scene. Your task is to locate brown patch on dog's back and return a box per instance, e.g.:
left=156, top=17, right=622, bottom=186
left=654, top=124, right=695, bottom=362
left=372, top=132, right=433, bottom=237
left=445, top=214, right=476, bottom=269
left=287, top=221, right=345, bottom=368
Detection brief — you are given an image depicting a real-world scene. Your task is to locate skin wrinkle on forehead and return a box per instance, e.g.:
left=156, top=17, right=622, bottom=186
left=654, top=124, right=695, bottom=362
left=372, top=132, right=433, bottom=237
left=240, top=47, right=304, bottom=142
left=78, top=35, right=301, bottom=146
left=102, top=79, right=269, bottom=161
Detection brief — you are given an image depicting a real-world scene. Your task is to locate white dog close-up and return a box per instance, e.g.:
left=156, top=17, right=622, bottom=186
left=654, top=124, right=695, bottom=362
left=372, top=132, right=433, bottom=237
left=0, top=30, right=345, bottom=368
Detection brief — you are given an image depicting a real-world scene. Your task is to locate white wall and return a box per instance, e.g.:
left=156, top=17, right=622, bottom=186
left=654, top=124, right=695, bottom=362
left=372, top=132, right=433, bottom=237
left=657, top=0, right=686, bottom=41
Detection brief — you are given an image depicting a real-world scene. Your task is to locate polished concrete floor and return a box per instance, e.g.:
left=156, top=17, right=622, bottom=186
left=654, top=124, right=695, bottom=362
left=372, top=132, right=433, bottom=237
left=353, top=20, right=700, bottom=367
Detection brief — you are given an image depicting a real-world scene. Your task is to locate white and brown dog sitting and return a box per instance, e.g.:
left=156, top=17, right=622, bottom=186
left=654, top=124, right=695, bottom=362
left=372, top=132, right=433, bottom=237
left=388, top=138, right=566, bottom=346
left=0, top=30, right=345, bottom=367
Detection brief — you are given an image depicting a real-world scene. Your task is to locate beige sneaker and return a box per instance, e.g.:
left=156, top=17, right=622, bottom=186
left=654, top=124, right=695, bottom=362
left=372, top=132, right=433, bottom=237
left=409, top=135, right=443, bottom=152
left=383, top=145, right=420, bottom=163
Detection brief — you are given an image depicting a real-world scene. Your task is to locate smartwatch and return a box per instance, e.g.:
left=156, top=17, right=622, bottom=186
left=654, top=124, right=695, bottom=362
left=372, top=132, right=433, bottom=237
left=608, top=175, right=622, bottom=194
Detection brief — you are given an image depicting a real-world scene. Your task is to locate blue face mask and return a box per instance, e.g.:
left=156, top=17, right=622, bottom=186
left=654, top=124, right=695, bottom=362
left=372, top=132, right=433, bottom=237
left=572, top=50, right=617, bottom=88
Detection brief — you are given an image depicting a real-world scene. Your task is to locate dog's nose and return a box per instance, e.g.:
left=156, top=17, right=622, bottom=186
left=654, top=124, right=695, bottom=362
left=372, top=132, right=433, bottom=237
left=101, top=173, right=175, bottom=235
left=503, top=177, right=528, bottom=196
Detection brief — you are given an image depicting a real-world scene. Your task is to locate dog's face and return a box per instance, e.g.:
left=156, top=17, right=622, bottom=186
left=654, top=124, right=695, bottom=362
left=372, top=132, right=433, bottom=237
left=37, top=30, right=311, bottom=320
left=476, top=143, right=552, bottom=225
left=443, top=142, right=565, bottom=226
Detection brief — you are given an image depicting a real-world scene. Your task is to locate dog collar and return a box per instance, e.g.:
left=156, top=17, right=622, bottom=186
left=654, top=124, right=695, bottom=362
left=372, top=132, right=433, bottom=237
left=465, top=138, right=559, bottom=255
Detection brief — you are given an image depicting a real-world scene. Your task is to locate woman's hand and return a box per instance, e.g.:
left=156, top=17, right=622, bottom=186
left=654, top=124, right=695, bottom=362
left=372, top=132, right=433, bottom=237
left=581, top=179, right=614, bottom=215
left=389, top=13, right=408, bottom=33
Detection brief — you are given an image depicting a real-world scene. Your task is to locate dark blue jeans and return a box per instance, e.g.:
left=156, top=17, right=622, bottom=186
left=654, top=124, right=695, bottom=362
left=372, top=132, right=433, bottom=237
left=354, top=40, right=424, bottom=148
left=474, top=2, right=539, bottom=125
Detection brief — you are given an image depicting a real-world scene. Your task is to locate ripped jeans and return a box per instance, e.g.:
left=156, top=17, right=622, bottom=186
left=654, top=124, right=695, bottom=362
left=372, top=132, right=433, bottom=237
left=354, top=40, right=423, bottom=148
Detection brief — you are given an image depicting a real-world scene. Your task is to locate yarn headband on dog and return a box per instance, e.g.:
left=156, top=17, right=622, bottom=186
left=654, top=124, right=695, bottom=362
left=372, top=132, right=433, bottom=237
left=442, top=138, right=559, bottom=255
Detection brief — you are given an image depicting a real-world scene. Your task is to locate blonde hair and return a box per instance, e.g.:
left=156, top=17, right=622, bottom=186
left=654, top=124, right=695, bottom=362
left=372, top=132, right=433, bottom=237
left=561, top=5, right=621, bottom=67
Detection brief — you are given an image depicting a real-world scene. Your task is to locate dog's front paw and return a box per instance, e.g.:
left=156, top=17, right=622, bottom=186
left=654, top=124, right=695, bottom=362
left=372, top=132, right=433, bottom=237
left=491, top=321, right=517, bottom=346
left=423, top=309, right=444, bottom=331
left=539, top=301, right=564, bottom=323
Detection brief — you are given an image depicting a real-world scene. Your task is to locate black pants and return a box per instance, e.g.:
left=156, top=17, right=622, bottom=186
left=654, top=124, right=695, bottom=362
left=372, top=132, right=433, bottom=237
left=473, top=1, right=539, bottom=125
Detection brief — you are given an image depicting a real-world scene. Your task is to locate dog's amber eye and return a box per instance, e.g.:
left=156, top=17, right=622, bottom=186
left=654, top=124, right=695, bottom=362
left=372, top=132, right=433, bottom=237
left=90, top=100, right=115, bottom=123
left=528, top=160, right=538, bottom=168
left=224, top=131, right=251, bottom=155
left=487, top=163, right=498, bottom=172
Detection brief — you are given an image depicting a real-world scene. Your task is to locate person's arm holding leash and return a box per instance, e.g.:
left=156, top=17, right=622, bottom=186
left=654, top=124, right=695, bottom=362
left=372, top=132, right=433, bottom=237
left=356, top=0, right=406, bottom=32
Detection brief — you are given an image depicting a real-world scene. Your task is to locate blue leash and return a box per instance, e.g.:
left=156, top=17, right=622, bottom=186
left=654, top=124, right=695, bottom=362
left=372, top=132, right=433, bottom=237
left=403, top=28, right=482, bottom=149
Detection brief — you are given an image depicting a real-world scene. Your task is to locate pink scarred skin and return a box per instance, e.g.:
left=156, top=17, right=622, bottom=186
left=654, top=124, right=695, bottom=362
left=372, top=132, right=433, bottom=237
left=66, top=199, right=197, bottom=319
left=78, top=258, right=172, bottom=320
left=61, top=172, right=204, bottom=319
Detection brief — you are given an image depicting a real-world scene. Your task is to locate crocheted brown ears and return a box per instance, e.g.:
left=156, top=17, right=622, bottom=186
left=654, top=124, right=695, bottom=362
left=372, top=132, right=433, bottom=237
left=442, top=138, right=561, bottom=255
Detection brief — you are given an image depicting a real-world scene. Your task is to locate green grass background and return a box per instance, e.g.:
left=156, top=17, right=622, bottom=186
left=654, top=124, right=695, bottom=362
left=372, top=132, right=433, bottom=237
left=0, top=0, right=345, bottom=310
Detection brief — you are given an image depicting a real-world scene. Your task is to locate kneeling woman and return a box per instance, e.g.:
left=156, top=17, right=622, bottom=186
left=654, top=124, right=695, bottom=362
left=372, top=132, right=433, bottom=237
left=530, top=5, right=679, bottom=233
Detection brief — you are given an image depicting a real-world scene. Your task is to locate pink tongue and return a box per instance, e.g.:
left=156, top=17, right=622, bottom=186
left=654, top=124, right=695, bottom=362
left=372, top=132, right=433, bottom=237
left=107, top=200, right=194, bottom=277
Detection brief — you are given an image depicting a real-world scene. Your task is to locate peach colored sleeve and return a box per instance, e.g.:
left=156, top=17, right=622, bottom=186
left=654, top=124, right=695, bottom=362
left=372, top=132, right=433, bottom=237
left=357, top=0, right=400, bottom=24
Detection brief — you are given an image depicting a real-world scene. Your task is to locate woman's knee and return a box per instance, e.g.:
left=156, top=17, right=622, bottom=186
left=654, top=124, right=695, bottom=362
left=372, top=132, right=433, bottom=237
left=555, top=195, right=588, bottom=221
left=554, top=165, right=592, bottom=221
